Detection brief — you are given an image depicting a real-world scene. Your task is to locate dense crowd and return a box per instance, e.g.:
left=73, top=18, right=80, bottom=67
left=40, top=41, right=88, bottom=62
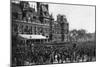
left=12, top=41, right=96, bottom=66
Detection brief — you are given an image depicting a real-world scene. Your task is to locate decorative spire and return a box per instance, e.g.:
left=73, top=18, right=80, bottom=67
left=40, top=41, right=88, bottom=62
left=34, top=5, right=35, bottom=8
left=34, top=5, right=36, bottom=11
left=50, top=13, right=54, bottom=20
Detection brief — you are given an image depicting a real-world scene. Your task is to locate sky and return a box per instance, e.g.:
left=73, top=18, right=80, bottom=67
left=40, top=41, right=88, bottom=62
left=29, top=2, right=95, bottom=33
left=48, top=3, right=95, bottom=33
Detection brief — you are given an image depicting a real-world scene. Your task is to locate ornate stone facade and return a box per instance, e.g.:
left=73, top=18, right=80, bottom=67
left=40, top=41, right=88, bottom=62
left=12, top=1, right=69, bottom=43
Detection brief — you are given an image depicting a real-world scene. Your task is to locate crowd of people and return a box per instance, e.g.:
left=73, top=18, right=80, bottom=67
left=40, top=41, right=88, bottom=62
left=12, top=41, right=96, bottom=66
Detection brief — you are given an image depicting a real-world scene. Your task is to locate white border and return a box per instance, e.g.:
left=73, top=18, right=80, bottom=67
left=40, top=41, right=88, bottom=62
left=0, top=0, right=99, bottom=67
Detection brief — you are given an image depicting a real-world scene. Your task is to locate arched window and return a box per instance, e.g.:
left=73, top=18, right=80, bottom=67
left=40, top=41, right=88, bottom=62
left=24, top=25, right=28, bottom=34
left=12, top=12, right=18, bottom=19
left=34, top=26, right=36, bottom=34
left=13, top=24, right=18, bottom=33
left=21, top=25, right=24, bottom=34
left=30, top=26, right=32, bottom=34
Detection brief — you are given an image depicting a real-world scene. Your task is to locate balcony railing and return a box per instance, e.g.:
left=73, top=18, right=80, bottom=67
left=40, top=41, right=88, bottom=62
left=13, top=20, right=50, bottom=26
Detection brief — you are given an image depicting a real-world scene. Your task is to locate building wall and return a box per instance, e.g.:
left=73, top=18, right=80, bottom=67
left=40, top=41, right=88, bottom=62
left=12, top=20, right=50, bottom=37
left=51, top=20, right=69, bottom=42
left=12, top=1, right=69, bottom=43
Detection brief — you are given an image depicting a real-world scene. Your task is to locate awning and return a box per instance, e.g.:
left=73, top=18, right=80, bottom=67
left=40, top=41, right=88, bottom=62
left=18, top=34, right=47, bottom=39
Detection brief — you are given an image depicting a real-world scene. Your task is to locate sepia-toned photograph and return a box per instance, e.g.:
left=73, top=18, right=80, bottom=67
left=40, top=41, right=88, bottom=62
left=11, top=0, right=96, bottom=67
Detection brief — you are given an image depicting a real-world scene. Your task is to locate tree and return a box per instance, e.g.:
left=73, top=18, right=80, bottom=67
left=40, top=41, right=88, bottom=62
left=69, top=29, right=78, bottom=41
left=69, top=29, right=87, bottom=41
left=77, top=29, right=86, bottom=37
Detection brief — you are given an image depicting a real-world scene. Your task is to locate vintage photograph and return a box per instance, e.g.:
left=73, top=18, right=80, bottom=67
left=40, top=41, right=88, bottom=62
left=11, top=0, right=96, bottom=67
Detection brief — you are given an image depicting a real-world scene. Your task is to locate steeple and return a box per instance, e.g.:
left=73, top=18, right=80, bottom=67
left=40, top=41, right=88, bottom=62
left=50, top=13, right=54, bottom=20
